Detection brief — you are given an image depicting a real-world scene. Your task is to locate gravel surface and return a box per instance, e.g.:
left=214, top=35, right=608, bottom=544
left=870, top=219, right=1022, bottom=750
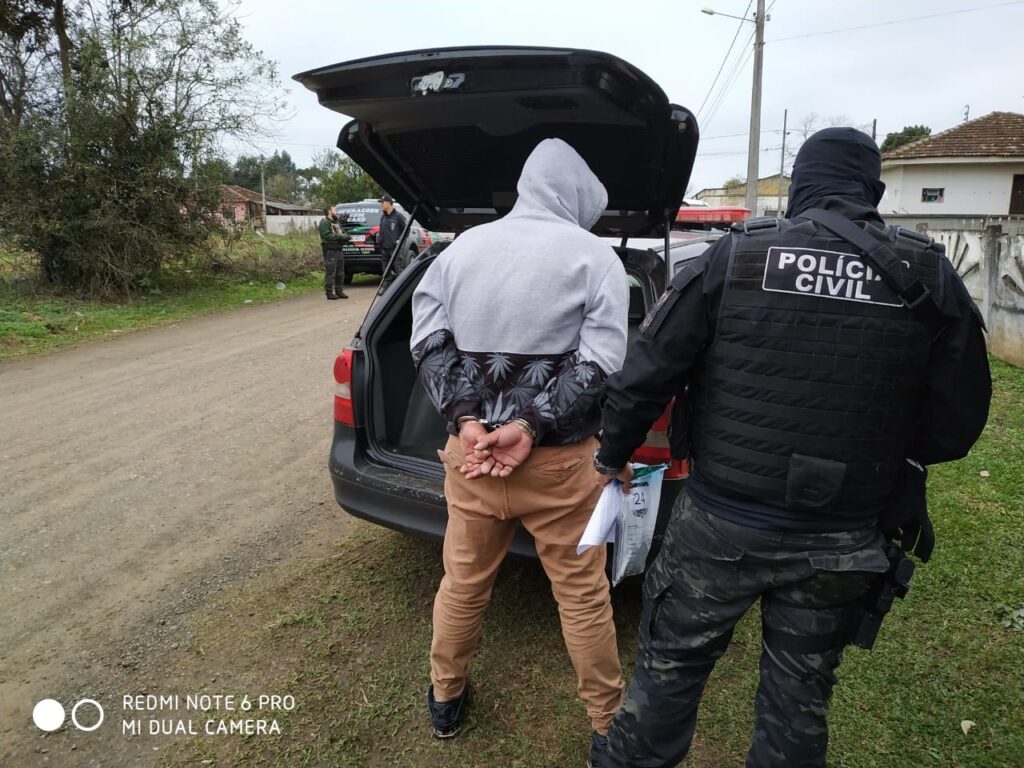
left=0, top=287, right=376, bottom=766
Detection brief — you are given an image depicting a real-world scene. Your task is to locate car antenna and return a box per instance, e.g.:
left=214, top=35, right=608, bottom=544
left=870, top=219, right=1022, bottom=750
left=353, top=200, right=422, bottom=342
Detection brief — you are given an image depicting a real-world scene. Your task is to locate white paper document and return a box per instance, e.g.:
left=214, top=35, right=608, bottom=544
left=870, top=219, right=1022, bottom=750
left=576, top=482, right=621, bottom=555
left=577, top=464, right=669, bottom=585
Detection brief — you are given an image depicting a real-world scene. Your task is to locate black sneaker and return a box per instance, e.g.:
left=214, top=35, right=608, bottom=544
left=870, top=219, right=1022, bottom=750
left=336, top=290, right=349, bottom=299
left=426, top=684, right=468, bottom=739
left=587, top=731, right=609, bottom=768
left=326, top=293, right=340, bottom=301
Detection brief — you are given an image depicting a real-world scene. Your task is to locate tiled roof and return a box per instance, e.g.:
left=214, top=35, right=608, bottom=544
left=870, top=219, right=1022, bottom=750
left=220, top=184, right=294, bottom=206
left=883, top=112, right=1024, bottom=161
left=221, top=185, right=319, bottom=213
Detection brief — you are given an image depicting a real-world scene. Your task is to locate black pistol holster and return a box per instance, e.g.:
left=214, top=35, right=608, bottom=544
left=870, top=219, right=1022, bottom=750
left=852, top=543, right=915, bottom=650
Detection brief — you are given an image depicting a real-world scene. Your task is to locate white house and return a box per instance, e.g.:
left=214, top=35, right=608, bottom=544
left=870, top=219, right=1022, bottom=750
left=880, top=112, right=1024, bottom=217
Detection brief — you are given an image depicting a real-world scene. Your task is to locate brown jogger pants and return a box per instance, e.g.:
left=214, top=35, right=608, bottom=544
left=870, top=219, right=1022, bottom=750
left=431, top=435, right=625, bottom=734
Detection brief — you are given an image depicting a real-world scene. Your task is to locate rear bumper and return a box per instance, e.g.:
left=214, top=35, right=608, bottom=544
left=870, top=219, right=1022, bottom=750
left=329, top=423, right=684, bottom=565
left=329, top=422, right=539, bottom=557
left=340, top=254, right=386, bottom=274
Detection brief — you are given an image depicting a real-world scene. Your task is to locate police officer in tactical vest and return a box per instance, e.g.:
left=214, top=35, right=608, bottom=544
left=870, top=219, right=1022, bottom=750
left=590, top=128, right=991, bottom=768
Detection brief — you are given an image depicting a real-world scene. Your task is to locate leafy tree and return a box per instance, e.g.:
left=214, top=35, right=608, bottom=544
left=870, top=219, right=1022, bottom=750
left=264, top=172, right=300, bottom=202
left=267, top=150, right=297, bottom=179
left=230, top=154, right=265, bottom=191
left=881, top=125, right=931, bottom=154
left=303, top=149, right=383, bottom=205
left=195, top=157, right=234, bottom=185
left=0, top=0, right=284, bottom=294
left=230, top=151, right=298, bottom=190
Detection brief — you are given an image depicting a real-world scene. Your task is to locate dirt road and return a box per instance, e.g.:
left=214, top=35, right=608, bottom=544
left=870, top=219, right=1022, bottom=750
left=0, top=287, right=375, bottom=765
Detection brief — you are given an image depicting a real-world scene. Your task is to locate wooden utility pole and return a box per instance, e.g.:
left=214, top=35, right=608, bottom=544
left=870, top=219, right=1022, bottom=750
left=777, top=109, right=787, bottom=218
left=260, top=155, right=267, bottom=231
left=745, top=0, right=767, bottom=215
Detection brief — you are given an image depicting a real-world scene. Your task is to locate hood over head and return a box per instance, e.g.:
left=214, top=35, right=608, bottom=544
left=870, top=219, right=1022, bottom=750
left=785, top=127, right=886, bottom=219
left=511, top=138, right=608, bottom=230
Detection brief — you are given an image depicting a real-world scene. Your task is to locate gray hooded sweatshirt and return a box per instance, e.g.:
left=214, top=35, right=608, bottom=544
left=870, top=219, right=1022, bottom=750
left=410, top=138, right=629, bottom=445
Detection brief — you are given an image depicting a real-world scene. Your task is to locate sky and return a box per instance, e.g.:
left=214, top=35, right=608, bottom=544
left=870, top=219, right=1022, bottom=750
left=227, top=0, right=1024, bottom=196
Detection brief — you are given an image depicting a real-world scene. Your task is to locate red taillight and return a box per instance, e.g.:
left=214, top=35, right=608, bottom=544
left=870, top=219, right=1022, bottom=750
left=422, top=234, right=432, bottom=247
left=631, top=401, right=689, bottom=480
left=333, top=348, right=356, bottom=426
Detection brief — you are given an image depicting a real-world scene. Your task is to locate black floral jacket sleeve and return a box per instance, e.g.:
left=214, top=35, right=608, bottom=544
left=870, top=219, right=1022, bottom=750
left=411, top=330, right=608, bottom=445
left=518, top=352, right=607, bottom=445
left=410, top=329, right=482, bottom=431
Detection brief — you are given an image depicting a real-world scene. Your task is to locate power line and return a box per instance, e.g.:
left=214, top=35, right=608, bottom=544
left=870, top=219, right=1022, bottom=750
left=702, top=128, right=783, bottom=140
left=696, top=0, right=753, bottom=120
left=770, top=0, right=1024, bottom=42
left=702, top=36, right=753, bottom=129
left=702, top=31, right=755, bottom=132
left=699, top=146, right=780, bottom=157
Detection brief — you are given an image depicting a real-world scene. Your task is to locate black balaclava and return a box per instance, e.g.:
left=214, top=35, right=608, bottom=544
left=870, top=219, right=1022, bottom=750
left=785, top=127, right=886, bottom=219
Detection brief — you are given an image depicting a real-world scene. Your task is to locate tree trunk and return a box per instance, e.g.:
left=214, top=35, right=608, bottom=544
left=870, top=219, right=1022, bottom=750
left=53, top=0, right=73, bottom=93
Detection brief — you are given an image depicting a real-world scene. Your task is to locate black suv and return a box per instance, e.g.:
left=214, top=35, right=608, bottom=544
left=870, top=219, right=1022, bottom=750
left=295, top=46, right=699, bottom=560
left=334, top=200, right=432, bottom=284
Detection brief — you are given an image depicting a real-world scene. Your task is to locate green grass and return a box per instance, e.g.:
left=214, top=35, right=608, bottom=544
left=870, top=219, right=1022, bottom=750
left=0, top=272, right=324, bottom=359
left=0, top=232, right=352, bottom=359
left=176, top=360, right=1023, bottom=768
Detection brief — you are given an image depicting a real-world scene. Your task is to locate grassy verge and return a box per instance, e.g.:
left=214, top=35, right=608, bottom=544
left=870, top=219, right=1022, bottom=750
left=0, top=232, right=358, bottom=360
left=177, top=360, right=1023, bottom=768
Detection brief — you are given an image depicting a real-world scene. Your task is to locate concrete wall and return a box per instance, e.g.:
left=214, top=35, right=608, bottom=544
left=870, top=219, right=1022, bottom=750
left=907, top=221, right=1024, bottom=368
left=881, top=160, right=1024, bottom=216
left=266, top=215, right=320, bottom=235
left=884, top=214, right=1023, bottom=238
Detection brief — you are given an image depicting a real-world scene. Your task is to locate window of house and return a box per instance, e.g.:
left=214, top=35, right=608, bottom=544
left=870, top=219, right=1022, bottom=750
left=921, top=188, right=944, bottom=203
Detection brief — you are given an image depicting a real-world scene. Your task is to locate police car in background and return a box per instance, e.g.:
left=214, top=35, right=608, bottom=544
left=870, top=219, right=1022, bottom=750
left=332, top=200, right=432, bottom=283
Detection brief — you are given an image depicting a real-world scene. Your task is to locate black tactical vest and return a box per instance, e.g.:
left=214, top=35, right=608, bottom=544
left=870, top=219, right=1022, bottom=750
left=690, top=217, right=944, bottom=514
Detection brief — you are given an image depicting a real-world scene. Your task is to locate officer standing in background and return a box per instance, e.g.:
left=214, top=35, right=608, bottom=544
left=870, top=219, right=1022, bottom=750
left=318, top=206, right=350, bottom=300
left=378, top=195, right=408, bottom=273
left=591, top=128, right=991, bottom=768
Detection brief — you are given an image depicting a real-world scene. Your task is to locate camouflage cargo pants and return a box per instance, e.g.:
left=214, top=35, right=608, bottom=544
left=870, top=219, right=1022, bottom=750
left=322, top=246, right=345, bottom=294
left=606, top=492, right=889, bottom=768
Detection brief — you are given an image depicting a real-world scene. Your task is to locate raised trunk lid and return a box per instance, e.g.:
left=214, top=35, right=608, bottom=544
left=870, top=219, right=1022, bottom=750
left=294, top=46, right=698, bottom=236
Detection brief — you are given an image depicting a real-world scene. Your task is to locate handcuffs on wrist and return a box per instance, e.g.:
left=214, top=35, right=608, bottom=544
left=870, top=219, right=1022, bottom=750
left=456, top=416, right=537, bottom=445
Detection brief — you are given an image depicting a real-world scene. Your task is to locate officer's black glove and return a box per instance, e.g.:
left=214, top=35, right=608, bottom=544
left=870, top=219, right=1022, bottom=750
left=880, top=459, right=934, bottom=563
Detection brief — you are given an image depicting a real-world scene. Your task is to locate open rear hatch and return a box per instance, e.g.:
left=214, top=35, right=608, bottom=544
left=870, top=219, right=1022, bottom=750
left=300, top=47, right=697, bottom=474
left=294, top=46, right=698, bottom=236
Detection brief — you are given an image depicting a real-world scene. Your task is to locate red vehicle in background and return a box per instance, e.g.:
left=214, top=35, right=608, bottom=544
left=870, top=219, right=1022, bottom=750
left=674, top=203, right=749, bottom=230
